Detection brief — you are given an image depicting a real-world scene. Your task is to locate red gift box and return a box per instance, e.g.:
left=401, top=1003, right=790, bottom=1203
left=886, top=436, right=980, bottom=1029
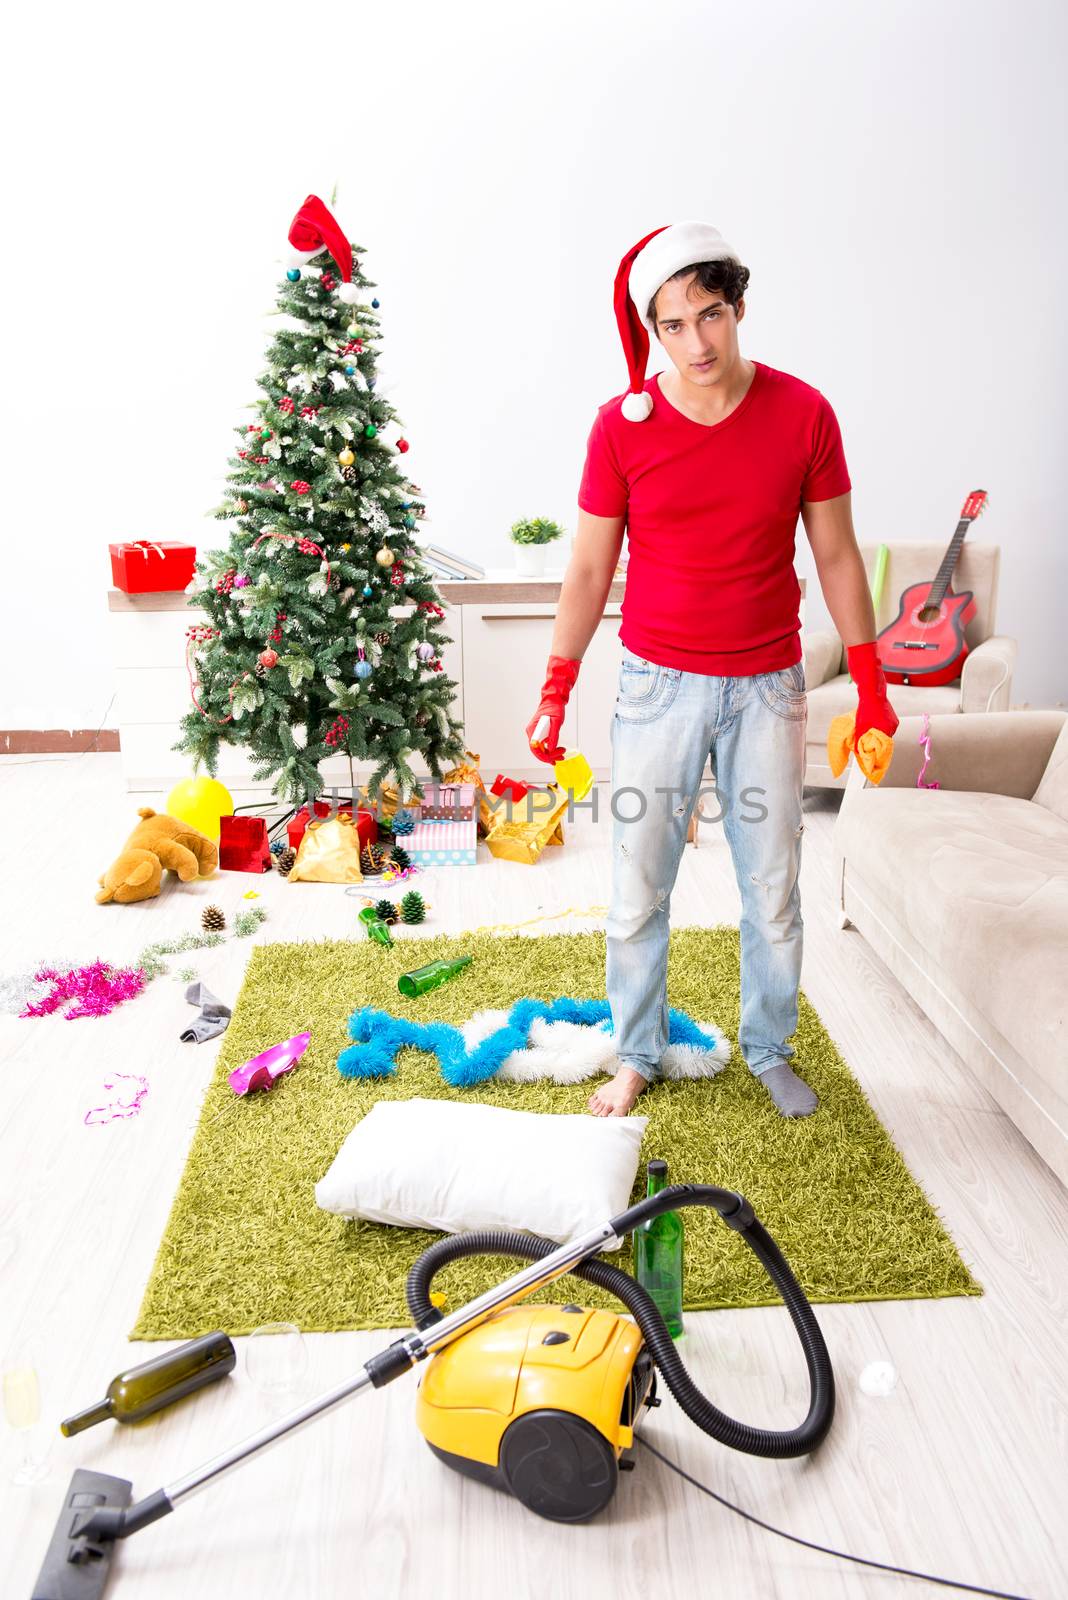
left=219, top=815, right=272, bottom=873
left=110, top=540, right=196, bottom=593
left=287, top=802, right=379, bottom=852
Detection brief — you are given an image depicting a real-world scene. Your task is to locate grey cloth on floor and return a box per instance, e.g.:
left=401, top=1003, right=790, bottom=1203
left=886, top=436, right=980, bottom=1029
left=180, top=981, right=232, bottom=1043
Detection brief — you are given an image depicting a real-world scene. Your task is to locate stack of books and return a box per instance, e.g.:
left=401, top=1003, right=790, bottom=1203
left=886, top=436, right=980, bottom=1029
left=415, top=541, right=486, bottom=581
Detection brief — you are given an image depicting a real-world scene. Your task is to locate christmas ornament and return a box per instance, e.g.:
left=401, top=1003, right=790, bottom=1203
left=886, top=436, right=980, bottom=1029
left=321, top=271, right=337, bottom=291
left=279, top=395, right=295, bottom=415
left=341, top=544, right=351, bottom=553
left=269, top=611, right=286, bottom=642
left=403, top=515, right=416, bottom=530
left=390, top=844, right=412, bottom=872
left=259, top=648, right=279, bottom=669
left=342, top=465, right=358, bottom=484
left=345, top=366, right=355, bottom=376
left=391, top=808, right=415, bottom=836
left=364, top=423, right=377, bottom=440
left=234, top=499, right=249, bottom=514
left=259, top=428, right=273, bottom=443
left=201, top=905, right=226, bottom=933
left=354, top=646, right=373, bottom=680
left=371, top=298, right=380, bottom=308
left=362, top=583, right=373, bottom=597
left=290, top=481, right=311, bottom=495
left=324, top=713, right=350, bottom=749
left=287, top=268, right=301, bottom=282
left=390, top=562, right=405, bottom=588
left=375, top=545, right=394, bottom=567
left=400, top=889, right=425, bottom=924
left=417, top=642, right=435, bottom=661
left=275, top=845, right=297, bottom=876
left=215, top=569, right=236, bottom=595
left=396, top=438, right=410, bottom=453
left=374, top=898, right=399, bottom=925
left=234, top=574, right=250, bottom=589
left=338, top=447, right=355, bottom=466
left=299, top=404, right=321, bottom=420
left=374, top=630, right=391, bottom=646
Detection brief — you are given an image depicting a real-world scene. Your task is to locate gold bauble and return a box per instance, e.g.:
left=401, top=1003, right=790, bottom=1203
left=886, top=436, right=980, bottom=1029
left=375, top=545, right=395, bottom=567
left=338, top=447, right=355, bottom=466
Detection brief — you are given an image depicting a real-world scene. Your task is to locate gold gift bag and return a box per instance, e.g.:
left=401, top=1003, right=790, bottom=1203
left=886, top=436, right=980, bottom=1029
left=287, top=813, right=364, bottom=883
left=484, top=785, right=570, bottom=865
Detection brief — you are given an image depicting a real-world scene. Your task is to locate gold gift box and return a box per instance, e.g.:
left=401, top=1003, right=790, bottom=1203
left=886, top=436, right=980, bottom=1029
left=484, top=785, right=570, bottom=865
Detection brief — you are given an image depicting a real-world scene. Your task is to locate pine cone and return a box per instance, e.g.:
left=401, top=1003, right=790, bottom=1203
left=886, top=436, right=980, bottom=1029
left=374, top=898, right=399, bottom=925
left=389, top=843, right=411, bottom=871
left=342, top=465, right=358, bottom=483
left=400, top=890, right=425, bottom=924
left=391, top=808, right=415, bottom=836
left=201, top=904, right=226, bottom=932
left=361, top=841, right=387, bottom=876
left=275, top=846, right=297, bottom=876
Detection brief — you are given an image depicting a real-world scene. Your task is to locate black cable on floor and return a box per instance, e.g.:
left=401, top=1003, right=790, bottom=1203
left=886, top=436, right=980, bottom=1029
left=636, top=1436, right=1033, bottom=1600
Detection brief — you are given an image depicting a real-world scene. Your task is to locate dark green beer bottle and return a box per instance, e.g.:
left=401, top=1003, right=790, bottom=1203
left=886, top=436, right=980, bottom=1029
left=634, top=1159, right=684, bottom=1338
left=59, top=1332, right=236, bottom=1436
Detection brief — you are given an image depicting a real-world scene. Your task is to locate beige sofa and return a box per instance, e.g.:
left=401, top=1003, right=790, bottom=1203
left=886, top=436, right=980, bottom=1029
left=833, top=711, right=1068, bottom=1186
left=803, top=542, right=1017, bottom=789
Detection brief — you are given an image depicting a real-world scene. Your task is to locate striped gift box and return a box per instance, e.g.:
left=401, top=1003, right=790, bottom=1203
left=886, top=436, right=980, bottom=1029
left=405, top=817, right=477, bottom=866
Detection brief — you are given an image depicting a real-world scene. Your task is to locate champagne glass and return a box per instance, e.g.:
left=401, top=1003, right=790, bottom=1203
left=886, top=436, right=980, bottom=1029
left=244, top=1323, right=308, bottom=1414
left=3, top=1350, right=50, bottom=1485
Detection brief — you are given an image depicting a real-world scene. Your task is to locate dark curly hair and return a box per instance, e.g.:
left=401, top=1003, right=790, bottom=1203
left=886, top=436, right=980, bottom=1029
left=648, top=258, right=751, bottom=335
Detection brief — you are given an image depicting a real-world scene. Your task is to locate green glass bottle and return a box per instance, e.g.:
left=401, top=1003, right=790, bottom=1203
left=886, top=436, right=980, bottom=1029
left=397, top=955, right=472, bottom=998
left=634, top=1159, right=684, bottom=1339
left=59, top=1332, right=236, bottom=1436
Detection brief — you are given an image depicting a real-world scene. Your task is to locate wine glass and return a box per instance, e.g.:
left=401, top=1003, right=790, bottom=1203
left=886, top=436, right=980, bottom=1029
left=244, top=1323, right=308, bottom=1414
left=2, top=1349, right=50, bottom=1485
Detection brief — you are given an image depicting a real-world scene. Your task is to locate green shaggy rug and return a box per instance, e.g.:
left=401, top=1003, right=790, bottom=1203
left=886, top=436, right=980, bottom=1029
left=131, top=926, right=981, bottom=1338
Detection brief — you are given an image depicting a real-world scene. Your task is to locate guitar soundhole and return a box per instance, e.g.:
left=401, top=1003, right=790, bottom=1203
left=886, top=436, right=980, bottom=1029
left=917, top=605, right=941, bottom=624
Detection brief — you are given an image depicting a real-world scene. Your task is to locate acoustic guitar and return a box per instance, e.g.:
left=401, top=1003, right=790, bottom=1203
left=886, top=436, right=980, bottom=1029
left=876, top=489, right=989, bottom=686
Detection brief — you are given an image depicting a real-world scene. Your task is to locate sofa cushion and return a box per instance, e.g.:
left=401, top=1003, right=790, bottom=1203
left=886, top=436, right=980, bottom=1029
left=1033, top=718, right=1068, bottom=824
left=806, top=674, right=961, bottom=742
left=836, top=789, right=1068, bottom=1083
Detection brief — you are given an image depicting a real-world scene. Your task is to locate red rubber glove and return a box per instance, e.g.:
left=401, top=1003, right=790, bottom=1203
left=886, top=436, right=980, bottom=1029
left=847, top=641, right=899, bottom=747
left=525, top=655, right=581, bottom=765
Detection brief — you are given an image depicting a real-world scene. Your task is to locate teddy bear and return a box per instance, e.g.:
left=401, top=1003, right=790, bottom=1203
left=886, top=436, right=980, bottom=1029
left=96, top=807, right=219, bottom=905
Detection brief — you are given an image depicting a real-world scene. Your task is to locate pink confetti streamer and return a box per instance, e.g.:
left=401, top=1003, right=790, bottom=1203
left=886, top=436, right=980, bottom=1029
left=84, top=1073, right=150, bottom=1125
left=21, top=961, right=146, bottom=1020
left=917, top=713, right=940, bottom=790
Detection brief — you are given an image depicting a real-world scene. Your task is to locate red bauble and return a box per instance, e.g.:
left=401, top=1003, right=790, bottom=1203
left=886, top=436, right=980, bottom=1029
left=396, top=438, right=410, bottom=453
left=259, top=648, right=279, bottom=669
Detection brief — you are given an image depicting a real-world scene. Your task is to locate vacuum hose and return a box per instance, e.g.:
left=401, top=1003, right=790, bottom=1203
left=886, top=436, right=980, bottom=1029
left=405, top=1185, right=834, bottom=1459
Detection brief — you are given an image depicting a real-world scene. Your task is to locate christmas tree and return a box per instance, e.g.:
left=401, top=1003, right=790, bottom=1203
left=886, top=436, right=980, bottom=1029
left=176, top=192, right=467, bottom=806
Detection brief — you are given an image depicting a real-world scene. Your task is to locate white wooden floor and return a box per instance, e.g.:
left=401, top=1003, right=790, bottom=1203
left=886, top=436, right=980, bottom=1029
left=1, top=754, right=1065, bottom=1600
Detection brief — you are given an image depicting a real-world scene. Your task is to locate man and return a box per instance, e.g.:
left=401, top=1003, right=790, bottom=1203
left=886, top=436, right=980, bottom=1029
left=525, top=221, right=898, bottom=1119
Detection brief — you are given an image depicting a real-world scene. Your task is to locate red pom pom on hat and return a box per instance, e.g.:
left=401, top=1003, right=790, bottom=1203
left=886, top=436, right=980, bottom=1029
left=287, top=194, right=362, bottom=304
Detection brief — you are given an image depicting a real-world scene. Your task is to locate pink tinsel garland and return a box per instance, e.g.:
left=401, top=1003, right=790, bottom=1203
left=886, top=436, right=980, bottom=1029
left=21, top=961, right=146, bottom=1020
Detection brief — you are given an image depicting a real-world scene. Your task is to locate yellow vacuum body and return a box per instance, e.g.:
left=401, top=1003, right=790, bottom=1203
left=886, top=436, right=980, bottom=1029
left=414, top=1301, right=657, bottom=1522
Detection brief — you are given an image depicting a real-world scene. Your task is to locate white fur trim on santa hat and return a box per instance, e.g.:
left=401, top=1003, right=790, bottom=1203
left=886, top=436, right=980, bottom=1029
left=337, top=282, right=361, bottom=305
left=629, top=220, right=738, bottom=335
left=621, top=390, right=654, bottom=422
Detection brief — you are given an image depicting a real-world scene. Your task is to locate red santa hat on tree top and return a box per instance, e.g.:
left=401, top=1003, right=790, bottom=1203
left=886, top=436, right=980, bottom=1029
left=614, top=220, right=739, bottom=421
left=286, top=193, right=362, bottom=305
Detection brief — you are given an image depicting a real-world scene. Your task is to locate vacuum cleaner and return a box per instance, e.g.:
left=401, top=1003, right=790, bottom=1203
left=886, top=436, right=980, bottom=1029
left=34, top=1182, right=833, bottom=1595
left=31, top=1181, right=1034, bottom=1600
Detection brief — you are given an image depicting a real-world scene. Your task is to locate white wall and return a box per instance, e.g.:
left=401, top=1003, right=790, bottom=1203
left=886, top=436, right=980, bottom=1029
left=6, top=0, right=1066, bottom=727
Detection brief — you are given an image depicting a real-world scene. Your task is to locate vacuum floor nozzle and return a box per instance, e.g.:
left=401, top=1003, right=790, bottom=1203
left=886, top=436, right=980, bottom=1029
left=31, top=1468, right=132, bottom=1600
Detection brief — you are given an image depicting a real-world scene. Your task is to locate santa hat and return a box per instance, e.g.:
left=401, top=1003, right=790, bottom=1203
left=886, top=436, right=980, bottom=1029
left=286, top=193, right=362, bottom=306
left=614, top=221, right=739, bottom=421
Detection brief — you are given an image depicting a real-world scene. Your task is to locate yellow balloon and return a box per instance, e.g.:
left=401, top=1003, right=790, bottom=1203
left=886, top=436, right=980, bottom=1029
left=165, top=776, right=234, bottom=841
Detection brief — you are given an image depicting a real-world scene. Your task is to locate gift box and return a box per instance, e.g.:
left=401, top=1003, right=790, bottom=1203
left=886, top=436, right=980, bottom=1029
left=219, top=814, right=272, bottom=873
left=110, top=540, right=196, bottom=593
left=404, top=816, right=478, bottom=867
left=356, top=779, right=425, bottom=824
left=484, top=785, right=569, bottom=865
left=419, top=782, right=476, bottom=823
left=287, top=802, right=378, bottom=852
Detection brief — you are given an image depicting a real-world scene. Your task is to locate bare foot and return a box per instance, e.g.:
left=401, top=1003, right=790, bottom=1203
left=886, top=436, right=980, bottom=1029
left=588, top=1066, right=650, bottom=1117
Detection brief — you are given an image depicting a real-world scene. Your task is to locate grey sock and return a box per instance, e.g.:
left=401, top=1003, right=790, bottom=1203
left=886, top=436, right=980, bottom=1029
left=756, top=1061, right=818, bottom=1118
left=180, top=981, right=232, bottom=1044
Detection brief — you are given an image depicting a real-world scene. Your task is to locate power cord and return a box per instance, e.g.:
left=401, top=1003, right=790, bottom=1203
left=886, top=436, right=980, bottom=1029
left=636, top=1436, right=1033, bottom=1600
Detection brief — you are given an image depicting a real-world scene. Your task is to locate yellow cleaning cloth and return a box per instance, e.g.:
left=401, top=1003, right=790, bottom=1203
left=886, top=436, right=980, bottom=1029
left=827, top=713, right=895, bottom=785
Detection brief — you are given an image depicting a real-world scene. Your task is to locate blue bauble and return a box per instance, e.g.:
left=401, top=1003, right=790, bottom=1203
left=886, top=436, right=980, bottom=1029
left=371, top=298, right=380, bottom=308
left=345, top=365, right=355, bottom=375
left=362, top=583, right=373, bottom=597
left=368, top=379, right=376, bottom=390
left=404, top=515, right=416, bottom=530
left=354, top=660, right=373, bottom=679
left=287, top=268, right=301, bottom=282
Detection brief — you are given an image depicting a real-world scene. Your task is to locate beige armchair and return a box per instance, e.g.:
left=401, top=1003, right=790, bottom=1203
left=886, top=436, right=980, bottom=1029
left=803, top=542, right=1017, bottom=789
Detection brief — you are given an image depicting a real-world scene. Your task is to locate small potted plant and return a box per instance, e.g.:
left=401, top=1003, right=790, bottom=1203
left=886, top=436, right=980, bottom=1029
left=509, top=516, right=565, bottom=577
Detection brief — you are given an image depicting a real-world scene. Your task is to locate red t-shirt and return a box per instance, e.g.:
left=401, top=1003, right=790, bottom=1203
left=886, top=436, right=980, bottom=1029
left=577, top=359, right=851, bottom=675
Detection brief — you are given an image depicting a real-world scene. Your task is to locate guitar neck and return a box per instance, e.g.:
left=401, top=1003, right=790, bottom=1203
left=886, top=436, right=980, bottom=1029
left=927, top=520, right=970, bottom=607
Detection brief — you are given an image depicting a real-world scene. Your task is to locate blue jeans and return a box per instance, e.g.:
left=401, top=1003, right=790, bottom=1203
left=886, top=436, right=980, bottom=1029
left=606, top=644, right=807, bottom=1082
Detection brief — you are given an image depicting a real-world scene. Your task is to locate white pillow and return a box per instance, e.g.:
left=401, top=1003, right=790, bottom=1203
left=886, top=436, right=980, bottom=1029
left=314, top=1097, right=648, bottom=1246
